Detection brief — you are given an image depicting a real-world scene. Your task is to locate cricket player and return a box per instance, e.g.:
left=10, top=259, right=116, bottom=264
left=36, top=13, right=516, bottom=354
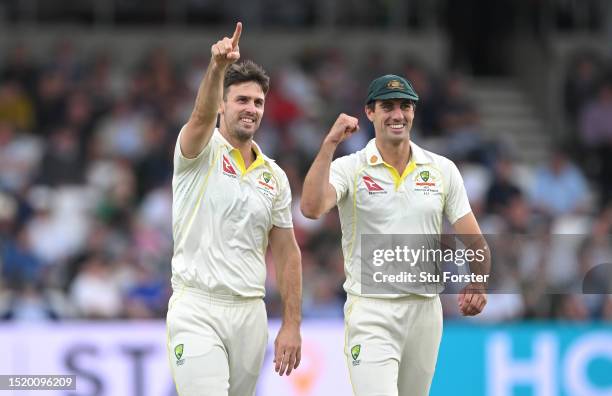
left=167, top=22, right=302, bottom=396
left=301, top=74, right=489, bottom=395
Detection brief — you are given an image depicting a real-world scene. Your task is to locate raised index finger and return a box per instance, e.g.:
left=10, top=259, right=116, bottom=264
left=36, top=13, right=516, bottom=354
left=231, top=22, right=242, bottom=47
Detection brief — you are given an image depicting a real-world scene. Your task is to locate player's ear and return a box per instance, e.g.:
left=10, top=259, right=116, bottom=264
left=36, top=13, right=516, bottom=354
left=364, top=104, right=375, bottom=122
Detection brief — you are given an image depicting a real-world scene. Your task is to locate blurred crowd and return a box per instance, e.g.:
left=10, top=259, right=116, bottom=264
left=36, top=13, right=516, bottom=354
left=0, top=40, right=610, bottom=323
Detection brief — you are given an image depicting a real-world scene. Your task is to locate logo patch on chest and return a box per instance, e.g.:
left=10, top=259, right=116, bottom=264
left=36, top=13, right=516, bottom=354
left=222, top=155, right=238, bottom=178
left=363, top=176, right=387, bottom=195
left=413, top=168, right=441, bottom=194
left=257, top=171, right=276, bottom=198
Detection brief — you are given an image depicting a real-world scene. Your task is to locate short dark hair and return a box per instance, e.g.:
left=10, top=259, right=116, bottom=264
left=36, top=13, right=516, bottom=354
left=223, top=60, right=270, bottom=98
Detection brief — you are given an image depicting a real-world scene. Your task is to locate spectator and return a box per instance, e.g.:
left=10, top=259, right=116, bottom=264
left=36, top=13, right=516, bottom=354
left=34, top=68, right=68, bottom=133
left=1, top=283, right=60, bottom=321
left=36, top=126, right=84, bottom=186
left=486, top=156, right=523, bottom=214
left=70, top=255, right=123, bottom=319
left=1, top=227, right=43, bottom=287
left=0, top=122, right=43, bottom=192
left=0, top=80, right=35, bottom=131
left=93, top=99, right=148, bottom=160
left=438, top=74, right=490, bottom=163
left=402, top=59, right=442, bottom=136
left=564, top=54, right=604, bottom=125
left=1, top=45, right=38, bottom=96
left=529, top=147, right=591, bottom=216
left=579, top=80, right=612, bottom=146
left=578, top=80, right=612, bottom=205
left=124, top=263, right=167, bottom=319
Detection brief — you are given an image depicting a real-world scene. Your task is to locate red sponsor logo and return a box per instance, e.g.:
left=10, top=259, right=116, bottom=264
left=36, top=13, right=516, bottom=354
left=222, top=155, right=237, bottom=176
left=415, top=182, right=436, bottom=186
left=258, top=181, right=274, bottom=190
left=363, top=176, right=384, bottom=192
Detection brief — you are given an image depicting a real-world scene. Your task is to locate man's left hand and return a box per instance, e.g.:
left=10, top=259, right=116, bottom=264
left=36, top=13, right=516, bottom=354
left=274, top=324, right=302, bottom=376
left=458, top=283, right=487, bottom=316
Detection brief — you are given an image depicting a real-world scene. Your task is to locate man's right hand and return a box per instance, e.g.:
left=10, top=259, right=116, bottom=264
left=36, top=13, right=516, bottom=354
left=211, top=22, right=242, bottom=68
left=181, top=22, right=242, bottom=158
left=323, top=113, right=359, bottom=147
left=301, top=113, right=356, bottom=219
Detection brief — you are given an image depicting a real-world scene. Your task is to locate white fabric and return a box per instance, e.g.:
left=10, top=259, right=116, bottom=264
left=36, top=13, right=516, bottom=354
left=329, top=139, right=472, bottom=297
left=171, top=128, right=293, bottom=297
left=166, top=288, right=268, bottom=396
left=344, top=294, right=443, bottom=396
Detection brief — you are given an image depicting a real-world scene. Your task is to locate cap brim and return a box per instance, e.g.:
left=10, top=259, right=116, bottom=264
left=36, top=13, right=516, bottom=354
left=369, top=92, right=419, bottom=102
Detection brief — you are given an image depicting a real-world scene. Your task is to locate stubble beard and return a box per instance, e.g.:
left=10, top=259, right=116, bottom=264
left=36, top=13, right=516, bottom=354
left=221, top=114, right=258, bottom=142
left=232, top=124, right=256, bottom=142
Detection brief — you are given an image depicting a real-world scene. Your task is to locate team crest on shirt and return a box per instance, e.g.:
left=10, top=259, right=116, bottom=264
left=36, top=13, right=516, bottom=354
left=362, top=176, right=387, bottom=195
left=413, top=168, right=440, bottom=194
left=222, top=155, right=238, bottom=178
left=351, top=344, right=361, bottom=366
left=174, top=344, right=185, bottom=366
left=420, top=170, right=430, bottom=182
left=257, top=170, right=276, bottom=198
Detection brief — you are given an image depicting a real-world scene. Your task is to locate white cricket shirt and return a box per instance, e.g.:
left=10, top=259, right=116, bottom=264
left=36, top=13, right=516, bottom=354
left=330, top=138, right=471, bottom=297
left=171, top=128, right=293, bottom=297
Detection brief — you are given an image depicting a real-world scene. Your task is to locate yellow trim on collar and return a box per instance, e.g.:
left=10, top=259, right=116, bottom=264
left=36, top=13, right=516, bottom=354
left=382, top=159, right=417, bottom=190
left=229, top=147, right=265, bottom=175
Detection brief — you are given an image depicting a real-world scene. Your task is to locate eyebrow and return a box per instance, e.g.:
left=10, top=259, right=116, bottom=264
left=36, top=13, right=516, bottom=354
left=236, top=95, right=265, bottom=103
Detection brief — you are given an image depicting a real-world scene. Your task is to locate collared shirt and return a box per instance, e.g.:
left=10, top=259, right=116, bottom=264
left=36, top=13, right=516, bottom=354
left=171, top=128, right=293, bottom=297
left=330, top=138, right=471, bottom=297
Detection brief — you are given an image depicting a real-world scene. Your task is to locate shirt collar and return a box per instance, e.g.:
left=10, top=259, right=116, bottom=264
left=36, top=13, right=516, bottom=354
left=215, top=129, right=271, bottom=164
left=364, top=138, right=431, bottom=166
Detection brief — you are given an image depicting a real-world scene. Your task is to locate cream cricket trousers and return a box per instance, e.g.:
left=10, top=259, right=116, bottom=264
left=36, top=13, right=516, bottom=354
left=344, top=294, right=443, bottom=396
left=166, top=287, right=268, bottom=396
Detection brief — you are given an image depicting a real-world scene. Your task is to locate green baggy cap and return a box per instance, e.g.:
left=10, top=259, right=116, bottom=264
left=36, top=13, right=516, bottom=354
left=366, top=74, right=419, bottom=104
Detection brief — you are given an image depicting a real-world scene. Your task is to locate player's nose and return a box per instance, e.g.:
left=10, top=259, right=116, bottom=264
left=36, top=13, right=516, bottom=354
left=244, top=101, right=257, bottom=114
left=390, top=106, right=404, bottom=121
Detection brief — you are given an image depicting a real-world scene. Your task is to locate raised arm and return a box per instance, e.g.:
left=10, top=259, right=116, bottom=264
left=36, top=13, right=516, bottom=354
left=180, top=22, right=242, bottom=158
left=301, top=113, right=359, bottom=219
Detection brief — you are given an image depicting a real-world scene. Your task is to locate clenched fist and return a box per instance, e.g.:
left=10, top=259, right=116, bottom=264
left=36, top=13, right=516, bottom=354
left=211, top=22, right=242, bottom=68
left=324, top=113, right=359, bottom=146
left=458, top=283, right=487, bottom=316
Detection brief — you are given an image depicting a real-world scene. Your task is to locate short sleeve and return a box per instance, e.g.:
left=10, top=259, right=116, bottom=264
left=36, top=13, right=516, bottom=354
left=173, top=125, right=215, bottom=175
left=272, top=171, right=293, bottom=228
left=444, top=161, right=472, bottom=224
left=330, top=156, right=353, bottom=203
